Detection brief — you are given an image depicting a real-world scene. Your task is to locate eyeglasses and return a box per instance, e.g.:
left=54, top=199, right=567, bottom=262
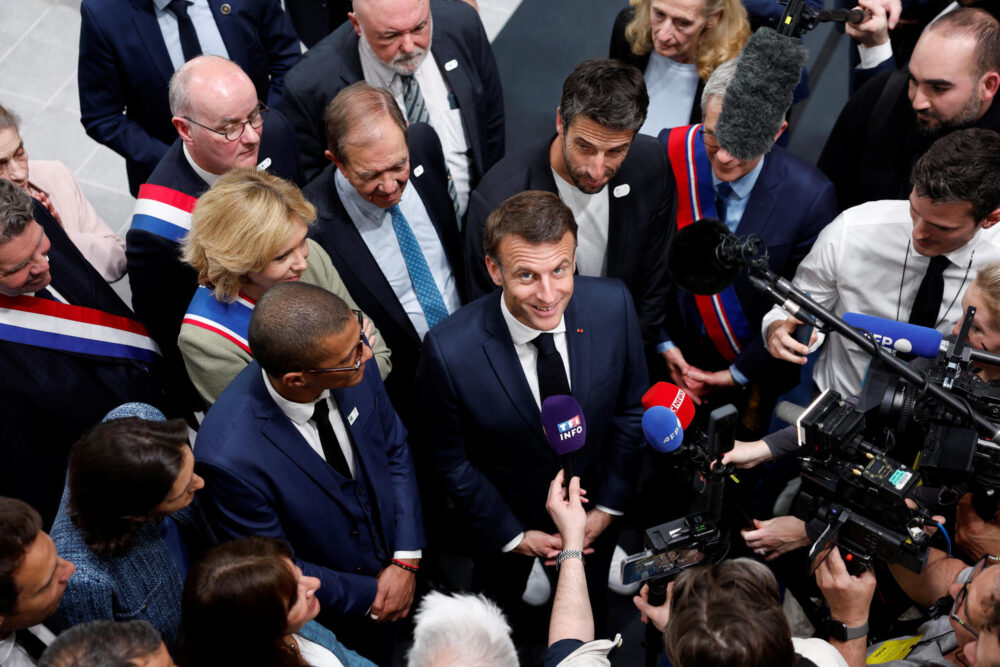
left=699, top=127, right=720, bottom=151
left=303, top=310, right=367, bottom=373
left=951, top=554, right=1000, bottom=639
left=184, top=103, right=268, bottom=141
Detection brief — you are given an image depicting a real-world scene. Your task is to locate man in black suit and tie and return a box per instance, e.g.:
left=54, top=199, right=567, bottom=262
left=303, top=82, right=464, bottom=431
left=281, top=0, right=505, bottom=203
left=464, top=59, right=674, bottom=349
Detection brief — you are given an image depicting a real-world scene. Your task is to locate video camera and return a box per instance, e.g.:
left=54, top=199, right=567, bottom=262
left=620, top=404, right=738, bottom=589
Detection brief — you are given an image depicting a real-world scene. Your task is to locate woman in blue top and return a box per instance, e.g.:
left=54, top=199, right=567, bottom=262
left=180, top=537, right=374, bottom=667
left=50, top=407, right=213, bottom=653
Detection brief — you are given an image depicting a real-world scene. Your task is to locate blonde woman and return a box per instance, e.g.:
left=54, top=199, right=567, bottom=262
left=179, top=168, right=391, bottom=405
left=610, top=0, right=749, bottom=135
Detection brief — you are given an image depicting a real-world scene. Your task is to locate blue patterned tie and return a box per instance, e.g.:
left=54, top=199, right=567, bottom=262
left=401, top=74, right=461, bottom=225
left=389, top=205, right=450, bottom=328
left=715, top=182, right=733, bottom=229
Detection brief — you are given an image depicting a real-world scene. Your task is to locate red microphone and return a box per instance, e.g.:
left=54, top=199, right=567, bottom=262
left=641, top=382, right=696, bottom=429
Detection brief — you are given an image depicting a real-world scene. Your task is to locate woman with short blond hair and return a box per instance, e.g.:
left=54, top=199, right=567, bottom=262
left=179, top=168, right=391, bottom=405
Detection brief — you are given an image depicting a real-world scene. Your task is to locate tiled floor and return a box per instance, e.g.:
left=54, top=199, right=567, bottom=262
left=0, top=0, right=520, bottom=302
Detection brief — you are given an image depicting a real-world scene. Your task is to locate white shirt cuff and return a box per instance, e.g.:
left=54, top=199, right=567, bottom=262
left=501, top=532, right=524, bottom=553
left=857, top=41, right=892, bottom=70
left=393, top=550, right=422, bottom=559
left=596, top=505, right=623, bottom=516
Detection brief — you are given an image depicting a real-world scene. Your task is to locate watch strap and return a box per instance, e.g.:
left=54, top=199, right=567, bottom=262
left=826, top=618, right=869, bottom=641
left=556, top=549, right=584, bottom=567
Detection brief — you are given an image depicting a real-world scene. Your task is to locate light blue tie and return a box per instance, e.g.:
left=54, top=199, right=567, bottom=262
left=715, top=182, right=735, bottom=232
left=389, top=204, right=450, bottom=328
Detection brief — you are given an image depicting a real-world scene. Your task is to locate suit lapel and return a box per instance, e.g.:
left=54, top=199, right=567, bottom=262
left=606, top=171, right=635, bottom=278
left=429, top=39, right=479, bottom=175
left=565, top=296, right=592, bottom=411
left=481, top=296, right=544, bottom=431
left=129, top=0, right=174, bottom=84
left=208, top=0, right=246, bottom=60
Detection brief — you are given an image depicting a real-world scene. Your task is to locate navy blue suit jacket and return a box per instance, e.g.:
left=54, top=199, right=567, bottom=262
left=416, top=277, right=647, bottom=553
left=194, top=362, right=425, bottom=616
left=464, top=134, right=673, bottom=348
left=303, top=122, right=465, bottom=426
left=664, top=145, right=838, bottom=380
left=78, top=0, right=301, bottom=193
left=280, top=0, right=505, bottom=182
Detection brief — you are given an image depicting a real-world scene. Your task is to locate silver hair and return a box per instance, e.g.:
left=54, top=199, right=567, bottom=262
left=700, top=57, right=740, bottom=116
left=0, top=103, right=20, bottom=132
left=168, top=55, right=234, bottom=117
left=0, top=179, right=34, bottom=243
left=407, top=592, right=519, bottom=667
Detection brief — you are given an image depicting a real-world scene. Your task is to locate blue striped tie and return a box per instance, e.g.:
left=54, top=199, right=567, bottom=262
left=401, top=74, right=461, bottom=225
left=389, top=205, right=450, bottom=329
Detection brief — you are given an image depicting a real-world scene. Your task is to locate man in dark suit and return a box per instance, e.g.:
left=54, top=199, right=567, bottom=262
left=78, top=0, right=301, bottom=195
left=194, top=282, right=424, bottom=664
left=303, top=82, right=464, bottom=430
left=126, top=55, right=303, bottom=413
left=0, top=181, right=162, bottom=526
left=417, top=191, right=646, bottom=626
left=818, top=8, right=1000, bottom=211
left=659, top=57, right=836, bottom=434
left=464, top=59, right=673, bottom=349
left=280, top=0, right=505, bottom=207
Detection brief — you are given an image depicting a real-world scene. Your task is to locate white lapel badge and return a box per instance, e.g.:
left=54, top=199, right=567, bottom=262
left=348, top=406, right=359, bottom=425
left=613, top=184, right=630, bottom=198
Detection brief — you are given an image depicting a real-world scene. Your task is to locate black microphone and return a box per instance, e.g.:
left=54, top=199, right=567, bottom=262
left=817, top=8, right=867, bottom=23
left=666, top=218, right=741, bottom=295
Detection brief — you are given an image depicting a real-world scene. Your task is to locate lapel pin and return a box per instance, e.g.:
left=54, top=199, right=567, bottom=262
left=348, top=406, right=359, bottom=425
left=413, top=164, right=424, bottom=177
left=613, top=184, right=630, bottom=198
left=257, top=157, right=271, bottom=171
left=221, top=3, right=231, bottom=14
left=444, top=59, right=458, bottom=71
left=577, top=328, right=583, bottom=333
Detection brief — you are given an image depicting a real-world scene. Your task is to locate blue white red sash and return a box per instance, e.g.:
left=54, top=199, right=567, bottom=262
left=0, top=294, right=160, bottom=362
left=182, top=286, right=255, bottom=354
left=665, top=124, right=753, bottom=363
left=130, top=184, right=198, bottom=242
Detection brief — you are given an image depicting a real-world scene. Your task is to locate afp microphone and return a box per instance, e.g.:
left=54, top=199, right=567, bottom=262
left=842, top=312, right=943, bottom=358
left=541, top=395, right=586, bottom=478
left=642, top=406, right=685, bottom=454
left=641, top=381, right=696, bottom=429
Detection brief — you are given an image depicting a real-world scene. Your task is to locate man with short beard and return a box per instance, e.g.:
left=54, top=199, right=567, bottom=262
left=819, top=7, right=1000, bottom=212
left=280, top=0, right=505, bottom=210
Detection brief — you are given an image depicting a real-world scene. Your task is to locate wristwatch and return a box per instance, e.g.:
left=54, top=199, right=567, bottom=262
left=556, top=549, right=584, bottom=568
left=826, top=618, right=869, bottom=641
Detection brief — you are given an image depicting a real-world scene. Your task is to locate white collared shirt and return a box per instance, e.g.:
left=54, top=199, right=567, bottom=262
left=152, top=0, right=230, bottom=71
left=261, top=368, right=356, bottom=479
left=335, top=169, right=460, bottom=339
left=711, top=154, right=766, bottom=233
left=499, top=295, right=571, bottom=410
left=358, top=38, right=471, bottom=216
left=182, top=143, right=221, bottom=188
left=0, top=624, right=56, bottom=666
left=552, top=168, right=610, bottom=278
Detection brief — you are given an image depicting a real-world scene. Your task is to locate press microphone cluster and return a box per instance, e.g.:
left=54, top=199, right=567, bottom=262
left=640, top=382, right=697, bottom=453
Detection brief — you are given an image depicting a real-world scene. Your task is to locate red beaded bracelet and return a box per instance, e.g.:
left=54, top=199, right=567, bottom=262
left=391, top=558, right=419, bottom=573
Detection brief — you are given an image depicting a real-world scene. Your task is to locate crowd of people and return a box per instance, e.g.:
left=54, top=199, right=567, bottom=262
left=4, top=0, right=1000, bottom=665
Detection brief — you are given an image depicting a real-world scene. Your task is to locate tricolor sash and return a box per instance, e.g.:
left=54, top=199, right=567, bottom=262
left=0, top=294, right=161, bottom=362
left=666, top=124, right=753, bottom=363
left=130, top=184, right=197, bottom=242
left=182, top=286, right=255, bottom=354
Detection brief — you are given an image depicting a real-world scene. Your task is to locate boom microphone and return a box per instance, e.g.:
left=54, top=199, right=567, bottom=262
left=541, top=395, right=587, bottom=478
left=816, top=7, right=866, bottom=23
left=642, top=382, right=696, bottom=429
left=642, top=406, right=685, bottom=454
left=666, top=218, right=741, bottom=295
left=843, top=312, right=943, bottom=358
left=775, top=400, right=807, bottom=426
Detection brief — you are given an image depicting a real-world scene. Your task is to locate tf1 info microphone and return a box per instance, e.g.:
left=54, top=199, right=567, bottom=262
left=541, top=395, right=586, bottom=478
left=642, top=406, right=685, bottom=454
left=842, top=312, right=943, bottom=358
left=641, top=382, right=696, bottom=429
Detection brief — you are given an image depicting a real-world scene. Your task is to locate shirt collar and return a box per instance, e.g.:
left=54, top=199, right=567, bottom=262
left=0, top=633, right=15, bottom=664
left=261, top=367, right=329, bottom=426
left=153, top=0, right=171, bottom=10
left=182, top=143, right=221, bottom=187
left=357, top=33, right=434, bottom=90
left=711, top=154, right=766, bottom=200
left=499, top=293, right=567, bottom=346
left=943, top=224, right=986, bottom=267
left=335, top=169, right=384, bottom=225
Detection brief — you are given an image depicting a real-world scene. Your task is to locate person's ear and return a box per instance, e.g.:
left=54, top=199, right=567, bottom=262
left=981, top=207, right=1000, bottom=230
left=774, top=120, right=789, bottom=142
left=485, top=255, right=503, bottom=288
left=282, top=371, right=308, bottom=388
left=980, top=71, right=1000, bottom=103
left=555, top=108, right=565, bottom=137
left=348, top=12, right=362, bottom=37
left=173, top=116, right=193, bottom=143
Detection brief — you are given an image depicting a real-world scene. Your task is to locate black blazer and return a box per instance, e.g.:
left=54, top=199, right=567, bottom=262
left=280, top=0, right=506, bottom=183
left=609, top=6, right=705, bottom=125
left=464, top=134, right=674, bottom=348
left=302, top=122, right=465, bottom=426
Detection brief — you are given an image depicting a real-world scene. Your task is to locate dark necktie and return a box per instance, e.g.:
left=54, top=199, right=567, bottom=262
left=908, top=255, right=951, bottom=328
left=715, top=181, right=733, bottom=228
left=531, top=333, right=570, bottom=402
left=166, top=0, right=203, bottom=62
left=16, top=628, right=47, bottom=661
left=311, top=399, right=352, bottom=479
